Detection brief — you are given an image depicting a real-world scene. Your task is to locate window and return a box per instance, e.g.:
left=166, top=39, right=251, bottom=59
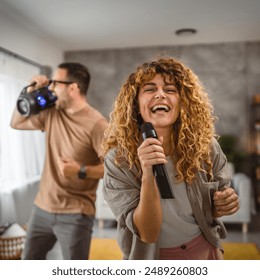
left=0, top=52, right=45, bottom=190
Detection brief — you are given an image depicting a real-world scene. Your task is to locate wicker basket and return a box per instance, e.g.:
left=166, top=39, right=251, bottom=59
left=0, top=235, right=25, bottom=260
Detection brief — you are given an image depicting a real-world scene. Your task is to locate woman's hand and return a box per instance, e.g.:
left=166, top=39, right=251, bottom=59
left=213, top=187, right=239, bottom=218
left=134, top=137, right=165, bottom=243
left=137, top=136, right=167, bottom=177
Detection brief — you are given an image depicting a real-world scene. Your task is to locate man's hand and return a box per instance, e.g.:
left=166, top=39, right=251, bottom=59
left=213, top=187, right=239, bottom=218
left=27, top=75, right=49, bottom=93
left=57, top=157, right=80, bottom=178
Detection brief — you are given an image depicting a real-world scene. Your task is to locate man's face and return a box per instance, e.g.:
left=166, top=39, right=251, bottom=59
left=48, top=68, right=72, bottom=110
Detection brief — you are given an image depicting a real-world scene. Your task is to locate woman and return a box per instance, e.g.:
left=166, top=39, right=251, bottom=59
left=101, top=57, right=239, bottom=260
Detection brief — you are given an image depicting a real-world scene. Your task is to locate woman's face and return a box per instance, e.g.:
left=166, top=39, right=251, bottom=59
left=138, top=74, right=180, bottom=131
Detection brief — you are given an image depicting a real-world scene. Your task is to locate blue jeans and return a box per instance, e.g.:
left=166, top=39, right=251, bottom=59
left=22, top=206, right=94, bottom=260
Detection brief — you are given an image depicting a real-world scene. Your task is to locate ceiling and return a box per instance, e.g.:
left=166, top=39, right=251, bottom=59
left=1, top=0, right=260, bottom=51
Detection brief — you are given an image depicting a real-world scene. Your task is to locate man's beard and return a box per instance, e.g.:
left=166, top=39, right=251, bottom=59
left=55, top=99, right=68, bottom=110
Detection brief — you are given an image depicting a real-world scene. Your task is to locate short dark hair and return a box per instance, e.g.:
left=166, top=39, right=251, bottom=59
left=58, top=62, right=91, bottom=96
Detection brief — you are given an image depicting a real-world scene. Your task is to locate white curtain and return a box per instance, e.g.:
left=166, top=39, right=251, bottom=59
left=0, top=52, right=45, bottom=224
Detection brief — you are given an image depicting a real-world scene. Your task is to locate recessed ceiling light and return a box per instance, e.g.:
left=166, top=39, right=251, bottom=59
left=175, top=28, right=197, bottom=36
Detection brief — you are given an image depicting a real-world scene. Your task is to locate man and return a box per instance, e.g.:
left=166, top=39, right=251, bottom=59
left=10, top=62, right=108, bottom=259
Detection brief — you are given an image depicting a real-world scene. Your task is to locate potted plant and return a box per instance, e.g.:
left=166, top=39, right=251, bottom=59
left=218, top=134, right=247, bottom=173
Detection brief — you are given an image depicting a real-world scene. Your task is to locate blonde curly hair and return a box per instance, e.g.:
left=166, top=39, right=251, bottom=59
left=101, top=57, right=217, bottom=184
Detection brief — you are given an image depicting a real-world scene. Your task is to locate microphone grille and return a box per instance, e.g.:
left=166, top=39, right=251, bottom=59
left=140, top=122, right=158, bottom=139
left=140, top=122, right=154, bottom=134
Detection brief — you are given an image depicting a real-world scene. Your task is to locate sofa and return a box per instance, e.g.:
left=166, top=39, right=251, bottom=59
left=220, top=173, right=253, bottom=233
left=95, top=179, right=115, bottom=228
left=0, top=176, right=40, bottom=226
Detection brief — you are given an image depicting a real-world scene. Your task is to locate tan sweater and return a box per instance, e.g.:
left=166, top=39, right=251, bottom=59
left=29, top=104, right=108, bottom=215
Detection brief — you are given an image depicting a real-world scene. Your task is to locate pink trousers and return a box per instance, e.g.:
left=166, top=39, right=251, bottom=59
left=159, top=234, right=223, bottom=260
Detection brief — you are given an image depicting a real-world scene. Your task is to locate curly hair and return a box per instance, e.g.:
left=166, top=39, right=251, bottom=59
left=101, top=56, right=217, bottom=184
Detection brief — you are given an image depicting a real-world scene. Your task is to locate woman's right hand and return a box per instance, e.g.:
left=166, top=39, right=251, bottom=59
left=134, top=136, right=165, bottom=243
left=137, top=136, right=167, bottom=177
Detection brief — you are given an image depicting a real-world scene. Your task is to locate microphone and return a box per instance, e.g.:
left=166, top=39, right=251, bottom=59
left=140, top=122, right=175, bottom=199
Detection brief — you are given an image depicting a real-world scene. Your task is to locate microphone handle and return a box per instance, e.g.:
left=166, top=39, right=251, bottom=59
left=153, top=164, right=175, bottom=199
left=140, top=122, right=174, bottom=199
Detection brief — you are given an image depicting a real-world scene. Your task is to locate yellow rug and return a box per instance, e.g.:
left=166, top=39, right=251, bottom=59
left=223, top=242, right=260, bottom=260
left=89, top=239, right=260, bottom=260
left=89, top=239, right=123, bottom=260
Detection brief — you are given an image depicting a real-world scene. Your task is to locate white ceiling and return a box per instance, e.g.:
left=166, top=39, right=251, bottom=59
left=1, top=0, right=260, bottom=51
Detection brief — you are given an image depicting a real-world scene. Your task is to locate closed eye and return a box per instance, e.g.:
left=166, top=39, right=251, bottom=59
left=164, top=87, right=178, bottom=93
left=144, top=87, right=156, bottom=93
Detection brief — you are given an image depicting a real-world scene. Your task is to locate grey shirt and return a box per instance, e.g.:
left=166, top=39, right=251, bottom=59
left=159, top=157, right=201, bottom=248
left=103, top=137, right=231, bottom=260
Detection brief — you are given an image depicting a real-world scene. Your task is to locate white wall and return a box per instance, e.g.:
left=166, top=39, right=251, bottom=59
left=0, top=7, right=63, bottom=71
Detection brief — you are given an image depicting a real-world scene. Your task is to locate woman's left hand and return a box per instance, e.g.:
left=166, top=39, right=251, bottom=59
left=212, top=187, right=239, bottom=218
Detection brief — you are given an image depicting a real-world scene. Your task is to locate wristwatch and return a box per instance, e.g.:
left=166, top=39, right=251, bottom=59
left=78, top=165, right=87, bottom=180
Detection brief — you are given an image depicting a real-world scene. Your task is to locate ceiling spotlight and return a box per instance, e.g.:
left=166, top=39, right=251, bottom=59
left=175, top=28, right=197, bottom=36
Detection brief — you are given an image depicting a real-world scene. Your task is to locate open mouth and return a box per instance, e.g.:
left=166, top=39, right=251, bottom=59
left=151, top=104, right=170, bottom=113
